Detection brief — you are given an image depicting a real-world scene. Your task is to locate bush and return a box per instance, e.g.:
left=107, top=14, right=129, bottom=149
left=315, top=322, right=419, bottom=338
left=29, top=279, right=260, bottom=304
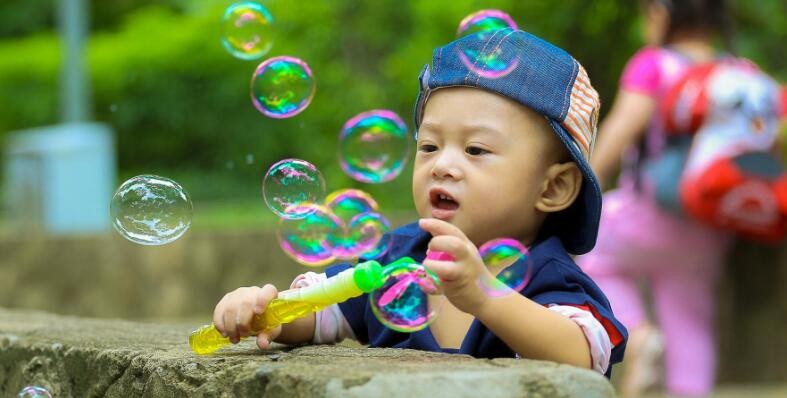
left=0, top=0, right=783, bottom=210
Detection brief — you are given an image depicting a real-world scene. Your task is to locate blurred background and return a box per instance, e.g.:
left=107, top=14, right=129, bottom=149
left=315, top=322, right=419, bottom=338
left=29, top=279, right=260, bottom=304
left=0, top=0, right=785, bottom=395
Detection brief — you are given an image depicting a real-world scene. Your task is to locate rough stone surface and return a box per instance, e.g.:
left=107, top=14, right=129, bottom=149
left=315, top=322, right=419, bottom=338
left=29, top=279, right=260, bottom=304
left=2, top=230, right=785, bottom=384
left=0, top=308, right=615, bottom=397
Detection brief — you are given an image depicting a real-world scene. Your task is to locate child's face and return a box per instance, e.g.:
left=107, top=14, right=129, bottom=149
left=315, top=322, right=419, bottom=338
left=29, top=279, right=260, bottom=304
left=413, top=87, right=559, bottom=246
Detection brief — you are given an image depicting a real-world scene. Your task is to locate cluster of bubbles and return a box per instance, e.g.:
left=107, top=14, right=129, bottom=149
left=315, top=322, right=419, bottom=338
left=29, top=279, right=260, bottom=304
left=220, top=2, right=316, bottom=119
left=477, top=238, right=532, bottom=297
left=339, top=110, right=410, bottom=184
left=18, top=386, right=51, bottom=398
left=274, top=188, right=393, bottom=267
left=455, top=9, right=520, bottom=80
left=261, top=159, right=391, bottom=266
left=110, top=175, right=193, bottom=245
left=369, top=259, right=441, bottom=332
left=367, top=235, right=531, bottom=332
left=110, top=5, right=528, bottom=338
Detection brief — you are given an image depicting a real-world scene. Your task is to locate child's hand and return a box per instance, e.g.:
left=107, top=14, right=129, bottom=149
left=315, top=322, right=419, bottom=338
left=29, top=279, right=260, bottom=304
left=213, top=284, right=282, bottom=350
left=419, top=218, right=494, bottom=315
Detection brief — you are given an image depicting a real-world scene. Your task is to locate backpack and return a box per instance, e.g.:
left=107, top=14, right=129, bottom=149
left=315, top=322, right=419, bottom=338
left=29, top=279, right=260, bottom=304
left=656, top=57, right=787, bottom=242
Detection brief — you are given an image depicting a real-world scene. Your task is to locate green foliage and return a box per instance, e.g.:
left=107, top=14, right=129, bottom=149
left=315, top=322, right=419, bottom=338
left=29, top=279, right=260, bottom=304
left=0, top=0, right=785, bottom=212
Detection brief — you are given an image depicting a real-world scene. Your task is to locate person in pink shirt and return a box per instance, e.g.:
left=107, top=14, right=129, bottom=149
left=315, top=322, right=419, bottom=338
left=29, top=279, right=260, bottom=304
left=577, top=0, right=734, bottom=396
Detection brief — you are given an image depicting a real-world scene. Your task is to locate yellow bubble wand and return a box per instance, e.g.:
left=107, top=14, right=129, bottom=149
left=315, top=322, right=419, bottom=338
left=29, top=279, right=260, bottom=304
left=189, top=257, right=414, bottom=355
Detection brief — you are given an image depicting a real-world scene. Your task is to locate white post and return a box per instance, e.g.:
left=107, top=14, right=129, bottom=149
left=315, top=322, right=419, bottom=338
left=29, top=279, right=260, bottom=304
left=57, top=0, right=91, bottom=122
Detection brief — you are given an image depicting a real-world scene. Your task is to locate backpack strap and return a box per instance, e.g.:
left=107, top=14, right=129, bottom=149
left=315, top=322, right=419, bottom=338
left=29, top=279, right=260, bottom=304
left=630, top=47, right=695, bottom=192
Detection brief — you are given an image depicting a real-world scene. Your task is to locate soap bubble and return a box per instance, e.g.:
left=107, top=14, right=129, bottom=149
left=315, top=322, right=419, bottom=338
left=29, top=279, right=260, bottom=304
left=370, top=261, right=441, bottom=332
left=110, top=175, right=192, bottom=245
left=325, top=189, right=386, bottom=260
left=18, top=386, right=52, bottom=398
left=458, top=43, right=519, bottom=80
left=339, top=110, right=409, bottom=183
left=277, top=204, right=340, bottom=267
left=263, top=159, right=326, bottom=219
left=325, top=189, right=379, bottom=225
left=251, top=56, right=315, bottom=118
left=348, top=212, right=392, bottom=259
left=477, top=238, right=532, bottom=297
left=330, top=211, right=392, bottom=260
left=221, top=2, right=274, bottom=60
left=456, top=9, right=518, bottom=38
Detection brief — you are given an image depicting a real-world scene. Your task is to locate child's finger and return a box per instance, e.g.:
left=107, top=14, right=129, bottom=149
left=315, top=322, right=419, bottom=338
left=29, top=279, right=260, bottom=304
left=223, top=307, right=240, bottom=343
left=234, top=299, right=255, bottom=338
left=419, top=218, right=469, bottom=240
left=256, top=325, right=282, bottom=350
left=254, top=284, right=278, bottom=314
left=427, top=235, right=472, bottom=261
left=213, top=301, right=227, bottom=337
left=423, top=259, right=463, bottom=282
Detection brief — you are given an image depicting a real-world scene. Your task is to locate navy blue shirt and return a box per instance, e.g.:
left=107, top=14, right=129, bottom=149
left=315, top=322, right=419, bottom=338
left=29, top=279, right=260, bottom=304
left=326, top=222, right=628, bottom=378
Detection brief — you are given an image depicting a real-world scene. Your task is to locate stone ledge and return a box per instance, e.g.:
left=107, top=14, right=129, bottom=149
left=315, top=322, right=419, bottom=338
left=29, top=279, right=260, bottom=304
left=0, top=308, right=614, bottom=397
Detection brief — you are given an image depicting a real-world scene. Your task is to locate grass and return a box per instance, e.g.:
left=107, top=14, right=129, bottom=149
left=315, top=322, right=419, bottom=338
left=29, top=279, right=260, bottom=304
left=190, top=198, right=279, bottom=231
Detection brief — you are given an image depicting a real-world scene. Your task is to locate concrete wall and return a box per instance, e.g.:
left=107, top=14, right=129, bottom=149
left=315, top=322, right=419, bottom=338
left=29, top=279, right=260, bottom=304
left=0, top=230, right=785, bottom=384
left=0, top=308, right=616, bottom=397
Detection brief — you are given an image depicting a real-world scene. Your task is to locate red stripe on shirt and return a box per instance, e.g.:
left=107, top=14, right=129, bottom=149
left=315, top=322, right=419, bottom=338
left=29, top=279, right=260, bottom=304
left=555, top=303, right=625, bottom=347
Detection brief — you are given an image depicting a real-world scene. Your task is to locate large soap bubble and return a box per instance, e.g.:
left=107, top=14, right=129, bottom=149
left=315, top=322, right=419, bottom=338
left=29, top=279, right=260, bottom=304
left=370, top=261, right=441, bottom=332
left=251, top=56, right=316, bottom=118
left=456, top=9, right=518, bottom=38
left=221, top=2, right=275, bottom=60
left=339, top=110, right=409, bottom=183
left=263, top=159, right=326, bottom=219
left=277, top=204, right=340, bottom=267
left=477, top=238, right=532, bottom=297
left=110, top=175, right=192, bottom=245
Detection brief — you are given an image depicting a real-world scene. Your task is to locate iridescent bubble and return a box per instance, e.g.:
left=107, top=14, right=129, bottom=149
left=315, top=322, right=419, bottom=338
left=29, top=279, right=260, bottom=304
left=18, top=386, right=52, bottom=398
left=339, top=110, right=409, bottom=183
left=348, top=212, right=392, bottom=259
left=331, top=211, right=392, bottom=260
left=251, top=56, right=315, bottom=118
left=325, top=189, right=385, bottom=260
left=110, top=175, right=192, bottom=245
left=370, top=261, right=441, bottom=332
left=456, top=9, right=518, bottom=38
left=263, top=159, right=326, bottom=219
left=325, top=189, right=379, bottom=225
left=221, top=2, right=274, bottom=60
left=478, top=238, right=532, bottom=297
left=458, top=44, right=519, bottom=80
left=277, top=204, right=340, bottom=267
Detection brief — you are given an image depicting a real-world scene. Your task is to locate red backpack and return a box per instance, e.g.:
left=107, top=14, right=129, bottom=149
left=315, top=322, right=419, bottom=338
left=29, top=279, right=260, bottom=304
left=661, top=58, right=787, bottom=242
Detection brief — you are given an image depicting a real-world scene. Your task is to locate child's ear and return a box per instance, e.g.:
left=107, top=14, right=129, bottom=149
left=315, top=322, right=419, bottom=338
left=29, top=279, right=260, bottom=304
left=535, top=162, right=583, bottom=213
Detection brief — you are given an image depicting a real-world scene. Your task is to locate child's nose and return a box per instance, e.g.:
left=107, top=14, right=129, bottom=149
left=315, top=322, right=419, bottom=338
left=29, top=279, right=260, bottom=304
left=431, top=151, right=463, bottom=180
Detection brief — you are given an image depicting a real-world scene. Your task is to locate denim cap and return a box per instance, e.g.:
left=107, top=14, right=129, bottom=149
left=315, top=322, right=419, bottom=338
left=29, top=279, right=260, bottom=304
left=414, top=28, right=602, bottom=255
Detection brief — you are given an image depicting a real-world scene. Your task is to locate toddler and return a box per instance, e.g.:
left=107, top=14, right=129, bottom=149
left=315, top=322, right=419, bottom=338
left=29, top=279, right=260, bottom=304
left=214, top=29, right=627, bottom=377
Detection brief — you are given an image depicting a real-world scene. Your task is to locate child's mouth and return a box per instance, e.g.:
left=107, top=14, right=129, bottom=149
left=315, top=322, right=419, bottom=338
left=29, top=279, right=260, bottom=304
left=429, top=189, right=459, bottom=220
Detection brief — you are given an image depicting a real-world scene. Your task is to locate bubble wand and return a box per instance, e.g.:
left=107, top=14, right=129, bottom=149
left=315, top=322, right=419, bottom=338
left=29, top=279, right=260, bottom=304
left=189, top=257, right=415, bottom=355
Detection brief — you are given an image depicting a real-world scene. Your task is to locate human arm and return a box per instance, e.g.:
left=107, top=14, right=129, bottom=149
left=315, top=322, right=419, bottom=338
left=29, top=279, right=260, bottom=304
left=592, top=48, right=667, bottom=189
left=212, top=283, right=315, bottom=350
left=591, top=90, right=656, bottom=189
left=418, top=218, right=593, bottom=369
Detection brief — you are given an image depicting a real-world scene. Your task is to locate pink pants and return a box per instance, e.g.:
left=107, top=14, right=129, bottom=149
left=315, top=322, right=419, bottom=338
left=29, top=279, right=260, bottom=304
left=578, top=187, right=730, bottom=396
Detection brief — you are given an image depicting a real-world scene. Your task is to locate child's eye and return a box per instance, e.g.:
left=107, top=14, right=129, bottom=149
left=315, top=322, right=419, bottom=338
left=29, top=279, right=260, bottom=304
left=466, top=146, right=489, bottom=156
left=419, top=144, right=438, bottom=153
